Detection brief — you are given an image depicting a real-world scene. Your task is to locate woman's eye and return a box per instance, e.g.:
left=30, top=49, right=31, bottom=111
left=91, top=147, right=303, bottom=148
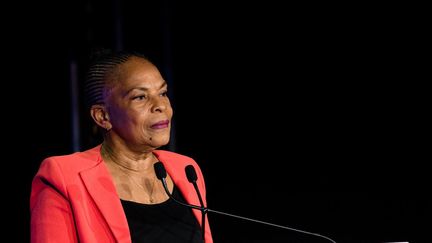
left=160, top=91, right=168, bottom=96
left=133, top=95, right=146, bottom=100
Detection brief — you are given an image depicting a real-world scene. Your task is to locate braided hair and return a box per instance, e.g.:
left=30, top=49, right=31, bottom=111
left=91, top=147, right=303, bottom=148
left=84, top=49, right=149, bottom=109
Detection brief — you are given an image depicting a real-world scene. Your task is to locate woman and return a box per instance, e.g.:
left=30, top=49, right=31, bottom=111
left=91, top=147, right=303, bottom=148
left=30, top=50, right=213, bottom=243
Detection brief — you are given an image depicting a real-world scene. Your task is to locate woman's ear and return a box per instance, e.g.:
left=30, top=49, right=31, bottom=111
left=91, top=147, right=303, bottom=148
left=90, top=104, right=112, bottom=131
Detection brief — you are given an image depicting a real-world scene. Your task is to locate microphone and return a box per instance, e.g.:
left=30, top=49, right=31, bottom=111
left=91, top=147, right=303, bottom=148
left=154, top=162, right=203, bottom=211
left=185, top=165, right=207, bottom=242
left=154, top=162, right=336, bottom=243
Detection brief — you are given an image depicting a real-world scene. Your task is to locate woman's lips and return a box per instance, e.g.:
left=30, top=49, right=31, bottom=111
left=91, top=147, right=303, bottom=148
left=151, top=120, right=169, bottom=129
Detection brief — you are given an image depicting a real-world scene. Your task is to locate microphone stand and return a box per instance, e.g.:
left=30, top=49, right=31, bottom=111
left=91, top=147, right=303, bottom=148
left=192, top=182, right=207, bottom=242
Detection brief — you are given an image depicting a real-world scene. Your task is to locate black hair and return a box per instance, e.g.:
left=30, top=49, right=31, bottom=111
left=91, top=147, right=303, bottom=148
left=84, top=48, right=149, bottom=109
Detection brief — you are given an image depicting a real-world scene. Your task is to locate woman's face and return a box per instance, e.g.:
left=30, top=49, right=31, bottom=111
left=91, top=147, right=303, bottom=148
left=104, top=57, right=173, bottom=150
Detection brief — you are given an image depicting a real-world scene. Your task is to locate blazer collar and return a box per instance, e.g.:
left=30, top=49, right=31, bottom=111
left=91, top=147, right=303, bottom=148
left=80, top=153, right=131, bottom=243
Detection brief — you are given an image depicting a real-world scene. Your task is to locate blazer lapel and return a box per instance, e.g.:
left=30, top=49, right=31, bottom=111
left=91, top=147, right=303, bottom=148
left=80, top=161, right=131, bottom=243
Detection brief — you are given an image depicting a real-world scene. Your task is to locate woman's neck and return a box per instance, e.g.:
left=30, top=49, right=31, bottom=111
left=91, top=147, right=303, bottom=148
left=101, top=141, right=157, bottom=172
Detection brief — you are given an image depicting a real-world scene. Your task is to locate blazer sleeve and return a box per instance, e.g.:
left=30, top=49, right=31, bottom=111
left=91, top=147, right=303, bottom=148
left=30, top=158, right=78, bottom=243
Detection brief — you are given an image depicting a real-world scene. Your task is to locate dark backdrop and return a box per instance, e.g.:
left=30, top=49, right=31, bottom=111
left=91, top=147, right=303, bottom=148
left=4, top=1, right=429, bottom=242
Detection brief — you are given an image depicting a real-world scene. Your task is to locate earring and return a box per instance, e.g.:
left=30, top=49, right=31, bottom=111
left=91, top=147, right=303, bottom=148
left=102, top=122, right=111, bottom=131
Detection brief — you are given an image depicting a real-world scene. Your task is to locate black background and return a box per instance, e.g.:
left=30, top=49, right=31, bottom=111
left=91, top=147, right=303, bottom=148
left=4, top=1, right=429, bottom=242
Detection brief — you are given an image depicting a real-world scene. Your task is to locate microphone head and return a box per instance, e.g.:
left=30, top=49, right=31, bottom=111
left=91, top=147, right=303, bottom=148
left=154, top=162, right=167, bottom=180
left=185, top=165, right=198, bottom=183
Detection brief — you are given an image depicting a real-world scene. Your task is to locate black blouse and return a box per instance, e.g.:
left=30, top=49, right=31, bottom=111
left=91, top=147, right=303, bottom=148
left=120, top=185, right=203, bottom=243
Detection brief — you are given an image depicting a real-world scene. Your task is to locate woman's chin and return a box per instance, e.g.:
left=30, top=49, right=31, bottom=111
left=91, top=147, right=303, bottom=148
left=149, top=136, right=170, bottom=148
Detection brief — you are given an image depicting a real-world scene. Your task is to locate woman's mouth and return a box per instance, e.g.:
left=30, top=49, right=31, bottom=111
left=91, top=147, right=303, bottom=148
left=151, top=120, right=170, bottom=129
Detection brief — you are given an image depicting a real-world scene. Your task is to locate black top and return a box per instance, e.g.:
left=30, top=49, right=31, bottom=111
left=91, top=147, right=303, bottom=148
left=120, top=185, right=203, bottom=243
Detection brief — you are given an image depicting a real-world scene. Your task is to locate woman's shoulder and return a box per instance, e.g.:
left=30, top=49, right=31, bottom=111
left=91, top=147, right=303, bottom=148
left=153, top=150, right=198, bottom=166
left=39, top=144, right=102, bottom=171
left=154, top=150, right=206, bottom=182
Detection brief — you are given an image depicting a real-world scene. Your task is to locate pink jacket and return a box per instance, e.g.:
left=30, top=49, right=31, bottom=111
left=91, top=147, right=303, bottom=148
left=30, top=145, right=213, bottom=243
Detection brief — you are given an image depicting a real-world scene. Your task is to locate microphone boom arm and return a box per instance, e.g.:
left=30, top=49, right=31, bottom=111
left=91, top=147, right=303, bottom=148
left=206, top=208, right=335, bottom=243
left=154, top=162, right=336, bottom=243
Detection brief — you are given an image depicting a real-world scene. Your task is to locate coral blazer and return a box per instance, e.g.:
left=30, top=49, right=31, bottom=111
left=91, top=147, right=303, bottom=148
left=30, top=145, right=213, bottom=243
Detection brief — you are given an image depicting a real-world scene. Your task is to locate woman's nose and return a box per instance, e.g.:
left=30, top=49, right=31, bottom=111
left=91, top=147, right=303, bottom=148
left=151, top=98, right=167, bottom=113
